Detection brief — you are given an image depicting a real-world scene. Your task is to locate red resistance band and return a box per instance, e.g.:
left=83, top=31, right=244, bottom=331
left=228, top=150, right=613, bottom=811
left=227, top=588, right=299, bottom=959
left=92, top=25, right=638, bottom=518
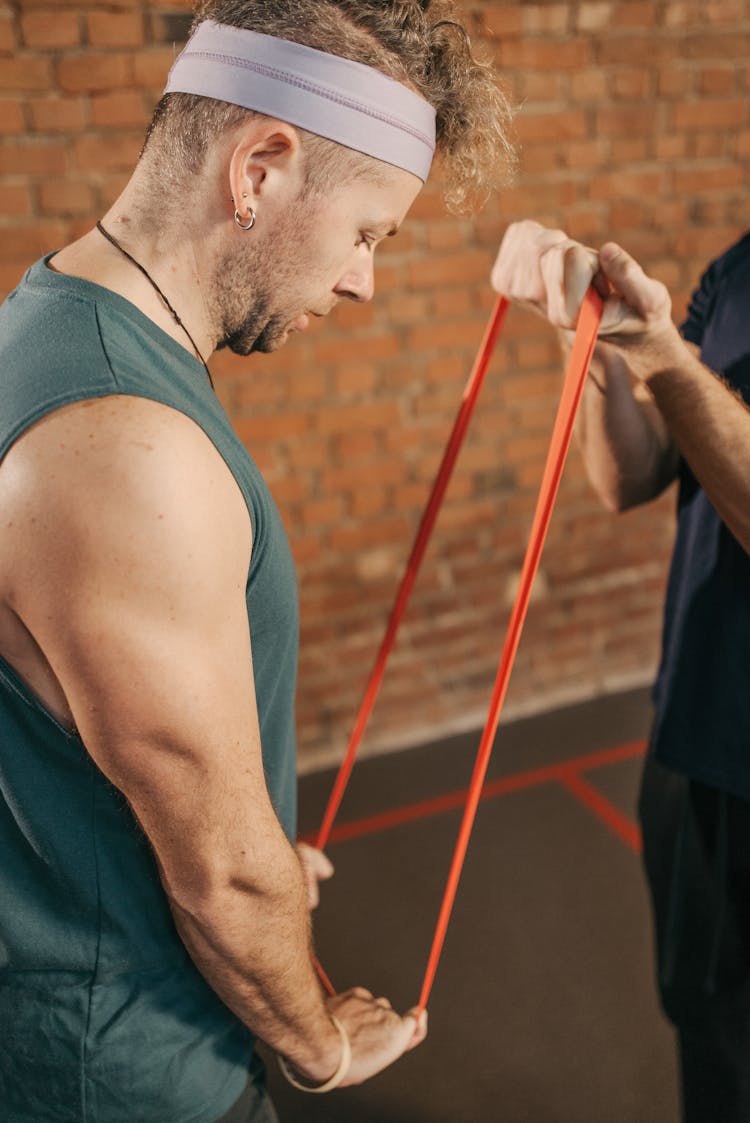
left=313, top=289, right=604, bottom=1013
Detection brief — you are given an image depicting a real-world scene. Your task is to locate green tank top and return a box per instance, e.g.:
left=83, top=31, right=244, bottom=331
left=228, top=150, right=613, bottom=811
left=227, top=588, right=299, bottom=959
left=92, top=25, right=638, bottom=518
left=0, top=257, right=299, bottom=1123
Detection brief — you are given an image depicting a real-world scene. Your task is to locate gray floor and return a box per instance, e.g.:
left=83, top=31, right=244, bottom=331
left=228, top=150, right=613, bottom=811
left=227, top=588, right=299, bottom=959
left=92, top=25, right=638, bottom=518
left=263, top=688, right=680, bottom=1122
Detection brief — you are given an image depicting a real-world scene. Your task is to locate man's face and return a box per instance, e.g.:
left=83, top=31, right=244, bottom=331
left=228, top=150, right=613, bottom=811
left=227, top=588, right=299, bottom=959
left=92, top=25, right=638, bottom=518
left=213, top=163, right=422, bottom=355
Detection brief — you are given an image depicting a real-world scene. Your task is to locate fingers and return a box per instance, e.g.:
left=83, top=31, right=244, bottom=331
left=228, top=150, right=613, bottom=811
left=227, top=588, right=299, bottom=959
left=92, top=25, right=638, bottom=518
left=327, top=988, right=429, bottom=1086
left=296, top=842, right=334, bottom=910
left=297, top=842, right=334, bottom=881
left=491, top=219, right=566, bottom=305
left=403, top=1007, right=428, bottom=1050
left=491, top=220, right=598, bottom=329
left=491, top=223, right=675, bottom=348
left=597, top=243, right=672, bottom=332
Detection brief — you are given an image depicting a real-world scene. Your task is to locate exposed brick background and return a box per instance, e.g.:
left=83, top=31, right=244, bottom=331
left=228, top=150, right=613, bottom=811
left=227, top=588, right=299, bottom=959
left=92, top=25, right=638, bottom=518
left=1, top=1, right=748, bottom=769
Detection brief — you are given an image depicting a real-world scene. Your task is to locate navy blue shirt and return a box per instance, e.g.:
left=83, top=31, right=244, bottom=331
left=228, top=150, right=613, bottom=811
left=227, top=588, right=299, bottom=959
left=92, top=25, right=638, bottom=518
left=651, top=232, right=750, bottom=797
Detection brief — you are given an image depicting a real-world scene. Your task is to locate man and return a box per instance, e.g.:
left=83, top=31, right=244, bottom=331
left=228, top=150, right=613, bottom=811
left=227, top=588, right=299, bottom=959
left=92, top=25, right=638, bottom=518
left=492, top=221, right=750, bottom=1122
left=0, top=3, right=513, bottom=1121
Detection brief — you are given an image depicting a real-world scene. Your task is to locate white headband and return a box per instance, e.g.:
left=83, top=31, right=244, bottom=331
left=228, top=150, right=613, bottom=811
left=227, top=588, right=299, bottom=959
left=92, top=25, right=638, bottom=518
left=164, top=20, right=437, bottom=182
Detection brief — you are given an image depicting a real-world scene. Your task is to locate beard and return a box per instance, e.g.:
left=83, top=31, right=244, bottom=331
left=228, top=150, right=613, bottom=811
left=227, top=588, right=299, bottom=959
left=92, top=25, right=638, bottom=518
left=210, top=202, right=311, bottom=355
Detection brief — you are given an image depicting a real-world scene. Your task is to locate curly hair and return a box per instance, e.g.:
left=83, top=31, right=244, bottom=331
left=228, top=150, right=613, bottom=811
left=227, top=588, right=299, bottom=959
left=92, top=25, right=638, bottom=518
left=143, top=0, right=515, bottom=212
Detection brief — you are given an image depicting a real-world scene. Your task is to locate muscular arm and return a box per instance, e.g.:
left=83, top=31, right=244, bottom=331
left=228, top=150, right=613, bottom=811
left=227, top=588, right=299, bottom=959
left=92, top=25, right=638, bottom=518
left=565, top=339, right=679, bottom=512
left=492, top=223, right=750, bottom=549
left=0, top=395, right=422, bottom=1085
left=589, top=243, right=750, bottom=553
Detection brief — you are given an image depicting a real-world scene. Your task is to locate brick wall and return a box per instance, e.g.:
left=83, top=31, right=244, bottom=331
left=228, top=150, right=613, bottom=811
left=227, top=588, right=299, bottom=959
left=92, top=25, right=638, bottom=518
left=1, top=1, right=748, bottom=769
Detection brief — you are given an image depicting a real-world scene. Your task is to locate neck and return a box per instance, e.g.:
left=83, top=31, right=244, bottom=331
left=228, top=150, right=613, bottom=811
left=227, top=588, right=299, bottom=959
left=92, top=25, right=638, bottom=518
left=52, top=177, right=221, bottom=363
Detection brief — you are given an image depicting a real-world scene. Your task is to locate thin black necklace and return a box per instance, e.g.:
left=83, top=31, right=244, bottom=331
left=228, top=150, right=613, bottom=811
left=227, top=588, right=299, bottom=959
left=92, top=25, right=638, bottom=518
left=95, top=220, right=214, bottom=391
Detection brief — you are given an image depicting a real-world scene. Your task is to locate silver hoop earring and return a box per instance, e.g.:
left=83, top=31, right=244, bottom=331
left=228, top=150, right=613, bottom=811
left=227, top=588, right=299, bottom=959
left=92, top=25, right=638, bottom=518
left=234, top=207, right=256, bottom=231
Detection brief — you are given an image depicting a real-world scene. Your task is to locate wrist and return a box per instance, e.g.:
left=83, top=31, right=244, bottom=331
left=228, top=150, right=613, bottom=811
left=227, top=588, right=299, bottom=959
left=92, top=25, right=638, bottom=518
left=279, top=1015, right=351, bottom=1093
left=287, top=1014, right=344, bottom=1084
left=632, top=322, right=687, bottom=386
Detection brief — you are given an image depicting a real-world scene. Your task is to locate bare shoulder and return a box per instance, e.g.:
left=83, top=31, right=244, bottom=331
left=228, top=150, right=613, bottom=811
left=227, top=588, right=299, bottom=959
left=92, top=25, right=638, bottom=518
left=0, top=394, right=252, bottom=602
left=0, top=393, right=245, bottom=515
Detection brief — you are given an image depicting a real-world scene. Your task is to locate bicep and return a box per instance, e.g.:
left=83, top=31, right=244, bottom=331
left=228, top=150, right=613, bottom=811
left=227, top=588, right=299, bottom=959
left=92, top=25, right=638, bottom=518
left=4, top=397, right=282, bottom=900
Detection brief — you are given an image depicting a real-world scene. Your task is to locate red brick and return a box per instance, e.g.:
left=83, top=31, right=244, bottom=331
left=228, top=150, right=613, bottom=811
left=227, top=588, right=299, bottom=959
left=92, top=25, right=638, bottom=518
left=329, top=300, right=375, bottom=330
left=408, top=251, right=490, bottom=290
left=0, top=219, right=69, bottom=257
left=612, top=69, right=652, bottom=100
left=132, top=48, right=175, bottom=89
left=333, top=364, right=378, bottom=396
left=315, top=400, right=400, bottom=436
left=21, top=10, right=80, bottom=48
left=596, top=104, right=660, bottom=137
left=521, top=72, right=566, bottom=102
left=500, top=38, right=591, bottom=70
left=564, top=139, right=608, bottom=169
left=38, top=178, right=96, bottom=216
left=674, top=165, right=742, bottom=194
left=577, top=2, right=614, bottom=32
left=700, top=67, right=737, bottom=95
left=664, top=1, right=699, bottom=28
left=0, top=140, right=67, bottom=175
left=90, top=90, right=147, bottom=128
left=616, top=1, right=657, bottom=27
left=522, top=4, right=570, bottom=34
left=516, top=109, right=588, bottom=143
left=569, top=69, right=607, bottom=101
left=0, top=13, right=16, bottom=53
left=86, top=10, right=144, bottom=48
left=519, top=145, right=560, bottom=174
left=299, top=497, right=344, bottom=529
left=72, top=133, right=142, bottom=172
left=654, top=134, right=688, bottom=160
left=706, top=0, right=743, bottom=22
left=691, top=132, right=732, bottom=159
left=609, top=136, right=650, bottom=163
left=0, top=55, right=52, bottom=91
left=658, top=68, right=694, bottom=98
left=29, top=96, right=88, bottom=133
left=600, top=36, right=679, bottom=64
left=674, top=98, right=747, bottom=130
left=0, top=98, right=24, bottom=133
left=471, top=8, right=523, bottom=39
left=57, top=52, right=132, bottom=93
left=589, top=169, right=667, bottom=200
left=683, top=32, right=750, bottom=60
left=235, top=413, right=310, bottom=443
left=0, top=183, right=32, bottom=215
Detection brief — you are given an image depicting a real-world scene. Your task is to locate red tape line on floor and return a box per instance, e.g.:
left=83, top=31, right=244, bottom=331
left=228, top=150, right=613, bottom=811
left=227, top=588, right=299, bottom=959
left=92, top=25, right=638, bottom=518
left=313, top=289, right=604, bottom=1009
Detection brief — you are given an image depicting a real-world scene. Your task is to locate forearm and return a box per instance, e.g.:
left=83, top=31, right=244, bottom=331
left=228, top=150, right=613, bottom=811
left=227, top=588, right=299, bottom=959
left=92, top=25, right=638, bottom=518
left=166, top=837, right=342, bottom=1081
left=644, top=348, right=750, bottom=554
left=561, top=336, right=678, bottom=510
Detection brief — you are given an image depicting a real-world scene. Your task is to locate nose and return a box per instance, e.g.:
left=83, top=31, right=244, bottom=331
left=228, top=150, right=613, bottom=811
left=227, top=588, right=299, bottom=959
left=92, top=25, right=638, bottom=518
left=334, top=249, right=375, bottom=304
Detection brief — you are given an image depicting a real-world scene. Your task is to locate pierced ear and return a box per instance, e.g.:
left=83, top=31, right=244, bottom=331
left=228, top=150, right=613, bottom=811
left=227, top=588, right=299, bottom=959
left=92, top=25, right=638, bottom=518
left=227, top=122, right=301, bottom=208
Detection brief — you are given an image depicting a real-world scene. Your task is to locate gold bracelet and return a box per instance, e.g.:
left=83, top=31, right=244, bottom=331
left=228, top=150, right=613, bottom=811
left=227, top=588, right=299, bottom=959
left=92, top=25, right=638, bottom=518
left=277, top=1015, right=351, bottom=1094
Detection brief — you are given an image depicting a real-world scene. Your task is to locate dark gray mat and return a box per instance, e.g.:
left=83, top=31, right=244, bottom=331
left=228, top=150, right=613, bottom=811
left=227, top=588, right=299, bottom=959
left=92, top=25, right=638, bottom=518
left=263, top=689, right=679, bottom=1122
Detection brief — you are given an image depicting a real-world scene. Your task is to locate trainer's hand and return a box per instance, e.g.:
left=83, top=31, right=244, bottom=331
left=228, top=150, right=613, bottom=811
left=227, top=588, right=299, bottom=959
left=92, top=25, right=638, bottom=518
left=594, top=242, right=683, bottom=379
left=327, top=987, right=428, bottom=1087
left=491, top=219, right=603, bottom=329
left=295, top=842, right=334, bottom=909
left=491, top=220, right=686, bottom=381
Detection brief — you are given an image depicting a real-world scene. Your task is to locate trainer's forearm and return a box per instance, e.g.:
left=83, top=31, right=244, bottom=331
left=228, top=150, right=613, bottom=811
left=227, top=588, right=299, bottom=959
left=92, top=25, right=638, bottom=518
left=165, top=839, right=341, bottom=1082
left=560, top=335, right=678, bottom=510
left=644, top=347, right=750, bottom=555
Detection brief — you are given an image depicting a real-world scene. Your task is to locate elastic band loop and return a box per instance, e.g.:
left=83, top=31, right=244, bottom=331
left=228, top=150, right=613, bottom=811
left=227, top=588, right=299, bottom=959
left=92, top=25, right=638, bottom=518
left=278, top=1014, right=351, bottom=1094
